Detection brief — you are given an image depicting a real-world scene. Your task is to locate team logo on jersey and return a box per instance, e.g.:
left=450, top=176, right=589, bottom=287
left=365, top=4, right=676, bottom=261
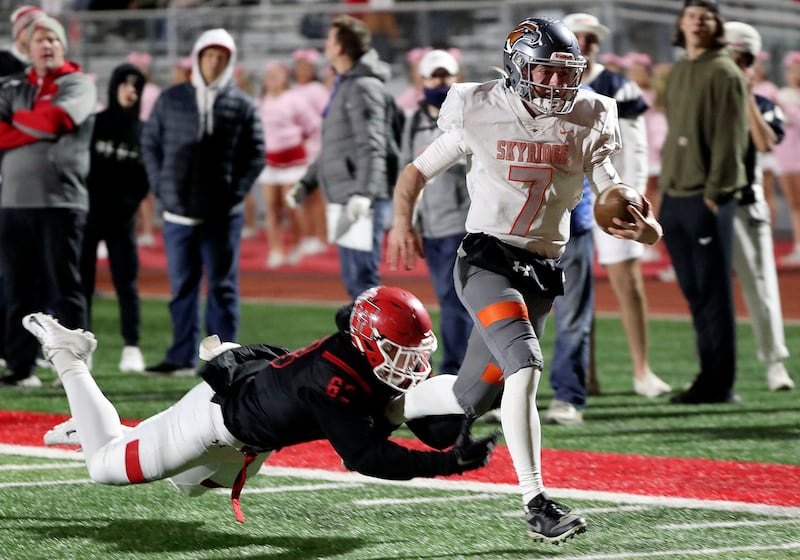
left=513, top=261, right=533, bottom=277
left=504, top=21, right=542, bottom=54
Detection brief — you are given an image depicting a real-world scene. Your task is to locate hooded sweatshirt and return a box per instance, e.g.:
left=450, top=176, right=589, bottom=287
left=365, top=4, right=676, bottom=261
left=87, top=63, right=148, bottom=217
left=141, top=28, right=264, bottom=222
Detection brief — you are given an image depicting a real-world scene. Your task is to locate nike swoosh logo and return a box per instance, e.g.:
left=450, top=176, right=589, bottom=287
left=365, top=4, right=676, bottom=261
left=698, top=236, right=712, bottom=246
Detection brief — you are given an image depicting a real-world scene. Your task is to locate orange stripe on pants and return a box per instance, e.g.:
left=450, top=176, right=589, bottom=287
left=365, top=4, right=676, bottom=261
left=480, top=363, right=504, bottom=385
left=476, top=300, right=529, bottom=327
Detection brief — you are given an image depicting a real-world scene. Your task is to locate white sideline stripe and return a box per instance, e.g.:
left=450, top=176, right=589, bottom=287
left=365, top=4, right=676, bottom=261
left=3, top=445, right=800, bottom=519
left=657, top=518, right=800, bottom=530
left=0, top=478, right=91, bottom=489
left=222, top=482, right=363, bottom=496
left=0, top=444, right=84, bottom=460
left=259, top=466, right=800, bottom=518
left=535, top=542, right=800, bottom=560
left=0, top=462, right=84, bottom=471
left=354, top=492, right=498, bottom=506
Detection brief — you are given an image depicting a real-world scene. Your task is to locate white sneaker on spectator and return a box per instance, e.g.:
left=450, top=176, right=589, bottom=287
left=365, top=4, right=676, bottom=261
left=766, top=362, right=795, bottom=391
left=779, top=247, right=800, bottom=266
left=298, top=237, right=328, bottom=256
left=266, top=251, right=286, bottom=269
left=634, top=371, right=672, bottom=398
left=0, top=373, right=42, bottom=388
left=96, top=241, right=108, bottom=260
left=136, top=232, right=156, bottom=247
left=658, top=265, right=677, bottom=282
left=544, top=400, right=584, bottom=426
left=119, top=346, right=145, bottom=373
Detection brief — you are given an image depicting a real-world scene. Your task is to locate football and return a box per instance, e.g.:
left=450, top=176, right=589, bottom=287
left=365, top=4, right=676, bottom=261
left=593, top=184, right=646, bottom=235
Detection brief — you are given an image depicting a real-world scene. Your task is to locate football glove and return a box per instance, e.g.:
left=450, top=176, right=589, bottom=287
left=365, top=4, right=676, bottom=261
left=345, top=194, right=372, bottom=221
left=452, top=417, right=500, bottom=471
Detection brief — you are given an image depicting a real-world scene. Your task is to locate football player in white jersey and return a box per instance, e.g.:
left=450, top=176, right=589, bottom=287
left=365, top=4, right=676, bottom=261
left=386, top=16, right=662, bottom=544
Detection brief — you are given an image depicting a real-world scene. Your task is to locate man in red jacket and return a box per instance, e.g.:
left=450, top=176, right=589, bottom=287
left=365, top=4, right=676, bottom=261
left=0, top=16, right=96, bottom=388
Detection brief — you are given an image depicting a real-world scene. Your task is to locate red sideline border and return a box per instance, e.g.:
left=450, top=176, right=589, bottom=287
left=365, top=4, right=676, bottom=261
left=2, top=410, right=799, bottom=507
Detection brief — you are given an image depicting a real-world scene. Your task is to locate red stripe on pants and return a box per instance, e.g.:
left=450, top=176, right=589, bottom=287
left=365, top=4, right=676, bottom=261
left=125, top=439, right=146, bottom=484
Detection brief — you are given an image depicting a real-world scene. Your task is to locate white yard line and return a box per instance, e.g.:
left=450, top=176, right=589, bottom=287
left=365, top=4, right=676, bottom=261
left=657, top=518, right=800, bottom=530
left=0, top=478, right=91, bottom=489
left=0, top=462, right=84, bottom=471
left=354, top=492, right=498, bottom=506
left=527, top=542, right=800, bottom=560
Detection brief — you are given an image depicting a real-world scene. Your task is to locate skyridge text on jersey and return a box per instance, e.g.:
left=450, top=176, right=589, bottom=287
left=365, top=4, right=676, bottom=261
left=495, top=141, right=569, bottom=165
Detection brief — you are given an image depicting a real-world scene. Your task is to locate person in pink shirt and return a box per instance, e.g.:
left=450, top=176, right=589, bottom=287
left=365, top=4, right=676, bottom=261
left=258, top=61, right=321, bottom=268
left=774, top=51, right=800, bottom=265
left=289, top=48, right=331, bottom=256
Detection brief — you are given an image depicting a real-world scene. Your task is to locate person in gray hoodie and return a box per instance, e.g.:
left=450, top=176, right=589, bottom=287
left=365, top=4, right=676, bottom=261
left=141, top=28, right=264, bottom=376
left=290, top=15, right=395, bottom=300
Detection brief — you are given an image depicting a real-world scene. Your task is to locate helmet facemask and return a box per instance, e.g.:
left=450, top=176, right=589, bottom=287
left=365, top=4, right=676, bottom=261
left=350, top=286, right=438, bottom=392
left=511, top=54, right=585, bottom=115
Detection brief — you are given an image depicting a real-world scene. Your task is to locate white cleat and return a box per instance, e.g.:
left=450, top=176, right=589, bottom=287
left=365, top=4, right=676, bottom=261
left=43, top=418, right=80, bottom=447
left=119, top=346, right=145, bottom=373
left=22, top=313, right=97, bottom=364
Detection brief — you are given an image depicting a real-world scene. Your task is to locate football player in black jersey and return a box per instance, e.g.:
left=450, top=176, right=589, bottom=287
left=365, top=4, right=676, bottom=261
left=24, top=286, right=498, bottom=523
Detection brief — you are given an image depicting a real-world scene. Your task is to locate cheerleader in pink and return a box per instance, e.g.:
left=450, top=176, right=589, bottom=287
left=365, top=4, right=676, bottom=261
left=258, top=61, right=321, bottom=268
left=289, top=49, right=332, bottom=256
left=774, top=52, right=800, bottom=265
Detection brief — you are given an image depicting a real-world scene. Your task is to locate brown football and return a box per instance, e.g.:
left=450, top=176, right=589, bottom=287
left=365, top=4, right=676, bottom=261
left=593, top=184, right=645, bottom=234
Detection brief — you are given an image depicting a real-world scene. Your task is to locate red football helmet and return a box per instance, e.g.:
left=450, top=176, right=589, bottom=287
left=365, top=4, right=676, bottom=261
left=350, top=286, right=438, bottom=392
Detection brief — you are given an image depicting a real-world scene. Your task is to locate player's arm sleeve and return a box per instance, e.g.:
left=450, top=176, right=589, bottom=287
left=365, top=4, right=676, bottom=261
left=412, top=130, right=464, bottom=180
left=587, top=100, right=623, bottom=195
left=310, top=396, right=464, bottom=480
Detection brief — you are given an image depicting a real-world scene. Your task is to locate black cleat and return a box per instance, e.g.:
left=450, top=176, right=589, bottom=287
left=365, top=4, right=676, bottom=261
left=524, top=493, right=587, bottom=544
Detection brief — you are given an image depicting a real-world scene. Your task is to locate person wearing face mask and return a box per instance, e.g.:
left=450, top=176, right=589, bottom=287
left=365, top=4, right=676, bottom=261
left=401, top=49, right=472, bottom=377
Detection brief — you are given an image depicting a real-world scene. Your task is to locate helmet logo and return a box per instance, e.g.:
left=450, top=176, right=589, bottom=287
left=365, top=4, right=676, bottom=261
left=505, top=20, right=542, bottom=54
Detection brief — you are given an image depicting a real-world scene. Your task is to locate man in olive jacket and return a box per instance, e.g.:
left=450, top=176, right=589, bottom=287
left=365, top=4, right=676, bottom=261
left=659, top=0, right=749, bottom=404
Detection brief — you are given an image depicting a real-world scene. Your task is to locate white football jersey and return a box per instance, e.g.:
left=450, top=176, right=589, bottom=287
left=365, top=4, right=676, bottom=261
left=413, top=80, right=621, bottom=258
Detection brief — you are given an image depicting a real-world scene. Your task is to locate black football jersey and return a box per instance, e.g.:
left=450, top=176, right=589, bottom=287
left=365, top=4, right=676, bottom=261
left=221, top=332, right=460, bottom=479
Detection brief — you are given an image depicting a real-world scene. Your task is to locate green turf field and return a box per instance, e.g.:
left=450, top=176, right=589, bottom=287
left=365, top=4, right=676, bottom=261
left=0, top=296, right=798, bottom=559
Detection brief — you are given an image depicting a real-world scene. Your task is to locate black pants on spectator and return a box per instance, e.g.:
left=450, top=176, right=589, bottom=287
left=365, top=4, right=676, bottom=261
left=0, top=207, right=87, bottom=380
left=80, top=210, right=140, bottom=347
left=660, top=194, right=737, bottom=398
